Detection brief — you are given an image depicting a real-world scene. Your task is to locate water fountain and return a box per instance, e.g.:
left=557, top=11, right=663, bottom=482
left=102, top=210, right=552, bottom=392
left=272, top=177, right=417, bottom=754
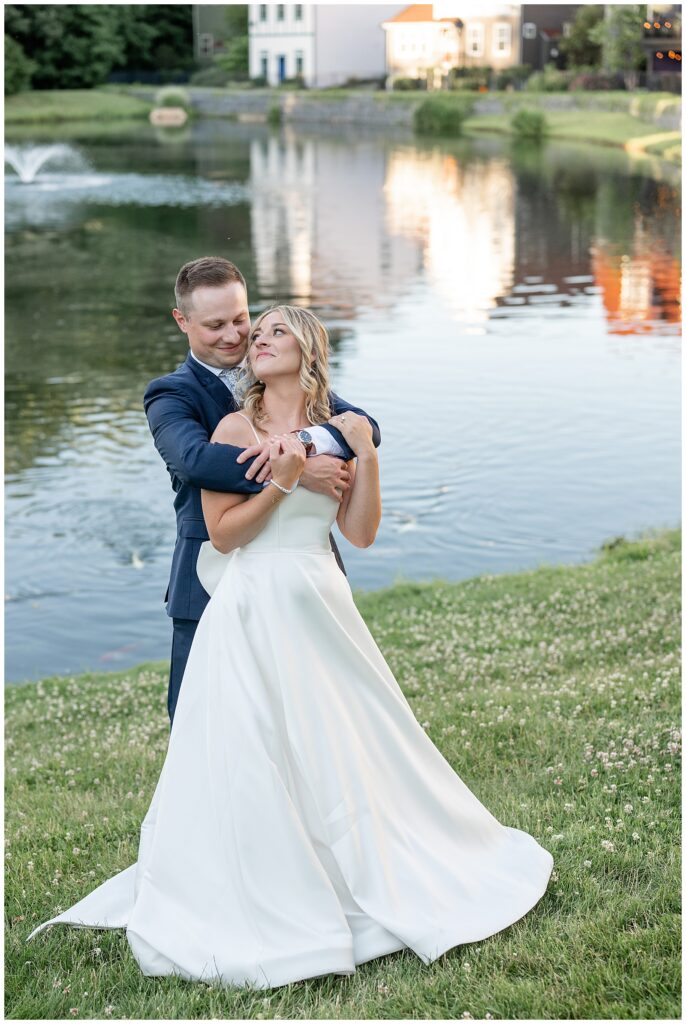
left=4, top=136, right=248, bottom=232
left=4, top=143, right=89, bottom=184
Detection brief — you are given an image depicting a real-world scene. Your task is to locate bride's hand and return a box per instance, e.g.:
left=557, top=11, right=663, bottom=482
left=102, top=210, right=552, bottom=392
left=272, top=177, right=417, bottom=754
left=269, top=434, right=306, bottom=490
left=328, top=412, right=374, bottom=457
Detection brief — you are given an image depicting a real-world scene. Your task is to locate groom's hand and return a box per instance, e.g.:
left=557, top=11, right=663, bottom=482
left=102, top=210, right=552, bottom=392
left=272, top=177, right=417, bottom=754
left=300, top=456, right=351, bottom=502
left=236, top=442, right=273, bottom=483
left=236, top=445, right=352, bottom=498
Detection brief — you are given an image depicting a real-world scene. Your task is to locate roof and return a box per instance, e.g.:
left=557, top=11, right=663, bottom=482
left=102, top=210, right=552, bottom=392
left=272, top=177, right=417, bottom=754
left=383, top=4, right=451, bottom=24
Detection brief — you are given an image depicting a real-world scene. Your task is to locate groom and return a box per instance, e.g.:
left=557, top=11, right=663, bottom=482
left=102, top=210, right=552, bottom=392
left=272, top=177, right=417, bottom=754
left=144, top=256, right=381, bottom=725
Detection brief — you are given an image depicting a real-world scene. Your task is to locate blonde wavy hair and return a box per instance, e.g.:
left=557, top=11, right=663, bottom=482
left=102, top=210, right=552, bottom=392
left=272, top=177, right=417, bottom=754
left=239, top=305, right=332, bottom=428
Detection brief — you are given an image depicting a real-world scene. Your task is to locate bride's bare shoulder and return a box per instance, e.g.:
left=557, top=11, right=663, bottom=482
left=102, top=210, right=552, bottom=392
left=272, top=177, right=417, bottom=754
left=210, top=412, right=258, bottom=446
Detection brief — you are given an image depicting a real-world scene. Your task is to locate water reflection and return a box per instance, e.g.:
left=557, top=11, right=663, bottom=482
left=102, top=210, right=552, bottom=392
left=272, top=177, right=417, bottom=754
left=250, top=130, right=421, bottom=312
left=384, top=147, right=516, bottom=319
left=4, top=121, right=681, bottom=683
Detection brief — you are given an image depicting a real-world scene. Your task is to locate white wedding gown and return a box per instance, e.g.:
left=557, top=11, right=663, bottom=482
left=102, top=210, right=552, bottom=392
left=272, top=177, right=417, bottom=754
left=27, top=469, right=554, bottom=989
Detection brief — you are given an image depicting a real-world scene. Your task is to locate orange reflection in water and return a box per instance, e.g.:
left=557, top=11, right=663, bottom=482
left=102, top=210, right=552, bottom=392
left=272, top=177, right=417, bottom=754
left=591, top=240, right=681, bottom=335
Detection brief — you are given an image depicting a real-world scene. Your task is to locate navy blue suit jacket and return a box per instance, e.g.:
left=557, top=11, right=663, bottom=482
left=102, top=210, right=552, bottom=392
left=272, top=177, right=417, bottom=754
left=144, top=352, right=381, bottom=621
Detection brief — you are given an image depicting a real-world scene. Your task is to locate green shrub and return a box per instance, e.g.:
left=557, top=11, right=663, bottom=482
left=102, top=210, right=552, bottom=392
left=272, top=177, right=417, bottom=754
left=568, top=70, right=624, bottom=90
left=526, top=64, right=575, bottom=92
left=494, top=64, right=532, bottom=91
left=189, top=64, right=231, bottom=87
left=277, top=75, right=306, bottom=90
left=413, top=93, right=474, bottom=136
left=154, top=85, right=191, bottom=109
left=511, top=107, right=549, bottom=139
left=214, top=35, right=249, bottom=81
left=4, top=34, right=35, bottom=95
left=342, top=75, right=385, bottom=90
left=249, top=75, right=268, bottom=88
left=267, top=103, right=282, bottom=125
left=446, top=65, right=492, bottom=91
left=392, top=76, right=426, bottom=91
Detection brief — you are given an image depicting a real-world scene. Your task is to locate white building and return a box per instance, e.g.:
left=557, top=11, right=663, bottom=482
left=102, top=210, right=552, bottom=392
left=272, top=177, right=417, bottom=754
left=248, top=3, right=403, bottom=88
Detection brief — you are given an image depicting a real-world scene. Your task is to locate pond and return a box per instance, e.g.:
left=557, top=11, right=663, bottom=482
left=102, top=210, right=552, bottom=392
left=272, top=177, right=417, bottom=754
left=5, top=119, right=681, bottom=684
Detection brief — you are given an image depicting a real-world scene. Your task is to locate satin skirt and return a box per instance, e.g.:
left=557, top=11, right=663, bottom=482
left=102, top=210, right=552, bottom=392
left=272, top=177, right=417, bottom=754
left=28, top=547, right=553, bottom=989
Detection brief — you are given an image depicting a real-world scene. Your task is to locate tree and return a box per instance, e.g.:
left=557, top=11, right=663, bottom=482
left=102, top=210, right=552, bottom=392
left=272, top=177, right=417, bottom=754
left=216, top=36, right=249, bottom=81
left=224, top=5, right=248, bottom=37
left=5, top=5, right=123, bottom=88
left=4, top=33, right=35, bottom=94
left=559, top=5, right=604, bottom=68
left=216, top=6, right=248, bottom=80
left=111, top=6, right=159, bottom=72
left=5, top=5, right=195, bottom=87
left=112, top=6, right=195, bottom=74
left=589, top=4, right=648, bottom=87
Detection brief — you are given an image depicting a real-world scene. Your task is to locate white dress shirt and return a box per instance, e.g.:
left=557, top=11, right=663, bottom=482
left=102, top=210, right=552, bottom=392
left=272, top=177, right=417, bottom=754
left=190, top=350, right=344, bottom=457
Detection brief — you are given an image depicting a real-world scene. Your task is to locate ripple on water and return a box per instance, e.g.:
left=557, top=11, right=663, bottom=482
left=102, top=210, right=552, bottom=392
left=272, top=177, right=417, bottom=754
left=5, top=172, right=250, bottom=231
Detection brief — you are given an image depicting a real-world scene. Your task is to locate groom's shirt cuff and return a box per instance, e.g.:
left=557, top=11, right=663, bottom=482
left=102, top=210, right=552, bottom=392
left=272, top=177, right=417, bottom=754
left=308, top=426, right=345, bottom=458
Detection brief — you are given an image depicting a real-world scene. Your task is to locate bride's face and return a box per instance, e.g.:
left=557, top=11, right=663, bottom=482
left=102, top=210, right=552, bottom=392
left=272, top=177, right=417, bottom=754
left=249, top=312, right=304, bottom=380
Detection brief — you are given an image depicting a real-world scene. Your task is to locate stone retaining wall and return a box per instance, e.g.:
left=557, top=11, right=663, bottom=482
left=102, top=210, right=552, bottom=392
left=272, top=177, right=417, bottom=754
left=131, top=89, right=682, bottom=131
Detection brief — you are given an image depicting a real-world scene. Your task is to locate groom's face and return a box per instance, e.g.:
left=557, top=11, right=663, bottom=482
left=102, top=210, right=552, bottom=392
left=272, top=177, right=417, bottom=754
left=173, top=282, right=251, bottom=369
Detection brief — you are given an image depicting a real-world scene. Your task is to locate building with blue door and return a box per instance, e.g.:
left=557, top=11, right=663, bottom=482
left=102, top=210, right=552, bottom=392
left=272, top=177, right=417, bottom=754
left=248, top=3, right=402, bottom=87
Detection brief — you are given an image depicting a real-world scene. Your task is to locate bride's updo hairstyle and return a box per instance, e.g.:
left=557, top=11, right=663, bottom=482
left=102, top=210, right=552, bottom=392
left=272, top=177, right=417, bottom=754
left=240, top=305, right=332, bottom=427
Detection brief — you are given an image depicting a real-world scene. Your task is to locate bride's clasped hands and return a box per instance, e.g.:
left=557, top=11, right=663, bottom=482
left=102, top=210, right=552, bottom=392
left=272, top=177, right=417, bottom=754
left=264, top=431, right=308, bottom=492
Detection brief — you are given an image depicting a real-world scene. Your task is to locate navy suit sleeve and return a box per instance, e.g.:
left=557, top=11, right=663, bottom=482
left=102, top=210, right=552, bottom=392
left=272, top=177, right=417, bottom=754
left=144, top=379, right=263, bottom=495
left=324, top=392, right=381, bottom=462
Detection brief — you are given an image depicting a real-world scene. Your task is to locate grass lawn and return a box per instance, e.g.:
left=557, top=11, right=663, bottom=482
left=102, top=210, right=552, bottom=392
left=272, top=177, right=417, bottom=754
left=4, top=90, right=152, bottom=125
left=465, top=109, right=676, bottom=148
left=5, top=527, right=681, bottom=1019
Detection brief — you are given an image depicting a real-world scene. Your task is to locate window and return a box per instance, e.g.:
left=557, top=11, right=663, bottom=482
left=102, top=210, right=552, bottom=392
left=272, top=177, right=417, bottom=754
left=260, top=51, right=268, bottom=78
left=295, top=50, right=304, bottom=74
left=259, top=4, right=267, bottom=20
left=562, top=21, right=572, bottom=38
left=522, top=22, right=537, bottom=40
left=295, top=4, right=303, bottom=19
left=466, top=22, right=484, bottom=57
left=277, top=4, right=285, bottom=20
left=198, top=32, right=214, bottom=58
left=493, top=22, right=511, bottom=56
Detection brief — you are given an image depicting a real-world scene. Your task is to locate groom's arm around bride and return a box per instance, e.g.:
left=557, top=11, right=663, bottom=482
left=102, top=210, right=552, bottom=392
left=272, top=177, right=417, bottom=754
left=142, top=256, right=380, bottom=725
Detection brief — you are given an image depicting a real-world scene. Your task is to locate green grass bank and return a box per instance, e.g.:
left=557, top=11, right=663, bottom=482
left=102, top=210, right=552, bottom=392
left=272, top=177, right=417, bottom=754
left=5, top=526, right=681, bottom=1020
left=463, top=107, right=680, bottom=159
left=5, top=88, right=680, bottom=165
left=4, top=89, right=152, bottom=125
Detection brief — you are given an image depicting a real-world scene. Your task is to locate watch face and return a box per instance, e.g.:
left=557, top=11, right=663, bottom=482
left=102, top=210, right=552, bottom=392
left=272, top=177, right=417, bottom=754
left=298, top=429, right=313, bottom=446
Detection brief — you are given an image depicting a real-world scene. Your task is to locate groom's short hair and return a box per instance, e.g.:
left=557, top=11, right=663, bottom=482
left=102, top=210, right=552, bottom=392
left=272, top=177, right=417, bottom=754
left=175, top=257, right=247, bottom=317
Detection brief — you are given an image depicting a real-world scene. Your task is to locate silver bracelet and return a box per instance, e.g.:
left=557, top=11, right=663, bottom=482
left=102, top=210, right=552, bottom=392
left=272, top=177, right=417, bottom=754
left=268, top=478, right=294, bottom=495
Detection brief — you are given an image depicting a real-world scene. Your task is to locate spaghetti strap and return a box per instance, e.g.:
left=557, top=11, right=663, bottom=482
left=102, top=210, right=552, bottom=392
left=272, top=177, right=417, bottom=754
left=234, top=411, right=262, bottom=445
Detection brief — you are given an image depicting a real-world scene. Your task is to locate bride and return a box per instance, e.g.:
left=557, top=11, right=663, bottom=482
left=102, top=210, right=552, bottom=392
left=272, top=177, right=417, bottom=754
left=27, top=305, right=554, bottom=989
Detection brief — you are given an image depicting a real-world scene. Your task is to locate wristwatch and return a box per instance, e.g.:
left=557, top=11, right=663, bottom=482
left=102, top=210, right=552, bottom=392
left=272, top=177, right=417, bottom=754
left=295, top=428, right=314, bottom=455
